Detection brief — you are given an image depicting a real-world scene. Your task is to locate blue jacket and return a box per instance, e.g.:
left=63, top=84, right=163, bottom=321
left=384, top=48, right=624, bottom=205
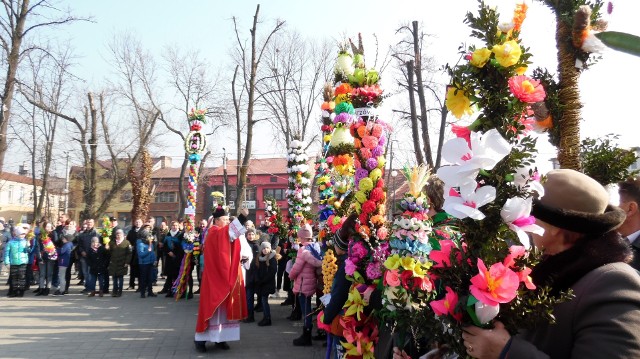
left=3, top=238, right=29, bottom=265
left=137, top=239, right=156, bottom=265
left=57, top=241, right=73, bottom=267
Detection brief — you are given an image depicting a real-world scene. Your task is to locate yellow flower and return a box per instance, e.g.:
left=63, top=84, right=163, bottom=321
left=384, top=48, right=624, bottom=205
left=413, top=262, right=431, bottom=277
left=344, top=288, right=366, bottom=320
left=401, top=257, right=416, bottom=271
left=470, top=47, right=492, bottom=68
left=515, top=66, right=528, bottom=75
left=342, top=340, right=375, bottom=359
left=446, top=87, right=473, bottom=119
left=384, top=254, right=401, bottom=270
left=492, top=40, right=522, bottom=67
left=334, top=93, right=349, bottom=105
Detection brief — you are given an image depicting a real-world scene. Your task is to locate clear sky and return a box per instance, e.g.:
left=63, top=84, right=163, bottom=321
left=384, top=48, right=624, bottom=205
left=9, top=0, right=640, bottom=175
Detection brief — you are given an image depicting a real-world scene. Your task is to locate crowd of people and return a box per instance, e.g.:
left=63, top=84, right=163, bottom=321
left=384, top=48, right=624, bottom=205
left=3, top=172, right=640, bottom=358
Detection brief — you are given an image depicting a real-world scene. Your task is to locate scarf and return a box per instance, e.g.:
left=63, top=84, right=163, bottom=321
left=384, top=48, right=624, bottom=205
left=115, top=238, right=124, bottom=246
left=259, top=251, right=276, bottom=262
left=531, top=231, right=633, bottom=296
left=169, top=229, right=178, bottom=237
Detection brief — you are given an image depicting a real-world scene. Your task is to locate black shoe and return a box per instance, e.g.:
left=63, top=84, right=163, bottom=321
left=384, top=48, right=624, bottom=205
left=280, top=298, right=294, bottom=306
left=33, top=288, right=41, bottom=294
left=42, top=288, right=50, bottom=296
left=312, top=331, right=327, bottom=341
left=293, top=327, right=313, bottom=346
left=126, top=286, right=135, bottom=290
left=103, top=290, right=110, bottom=294
left=17, top=290, right=24, bottom=297
left=77, top=280, right=84, bottom=285
left=194, top=288, right=200, bottom=294
left=140, top=294, right=146, bottom=298
left=158, top=289, right=168, bottom=294
left=242, top=316, right=255, bottom=323
left=194, top=341, right=207, bottom=353
left=135, top=288, right=141, bottom=293
left=214, top=342, right=230, bottom=350
left=147, top=292, right=157, bottom=297
left=257, top=317, right=272, bottom=326
left=8, top=291, right=17, bottom=298
left=81, top=289, right=89, bottom=294
left=35, top=289, right=44, bottom=296
left=63, top=290, right=69, bottom=294
left=53, top=290, right=62, bottom=296
left=287, top=312, right=302, bottom=321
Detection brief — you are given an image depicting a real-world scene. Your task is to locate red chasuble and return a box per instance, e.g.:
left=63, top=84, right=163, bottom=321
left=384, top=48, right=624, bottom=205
left=195, top=224, right=248, bottom=333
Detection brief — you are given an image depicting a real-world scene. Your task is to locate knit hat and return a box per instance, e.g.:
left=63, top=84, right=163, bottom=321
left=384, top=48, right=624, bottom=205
left=531, top=169, right=625, bottom=234
left=334, top=214, right=358, bottom=251
left=212, top=205, right=228, bottom=219
left=297, top=224, right=313, bottom=239
left=13, top=226, right=26, bottom=236
left=260, top=241, right=272, bottom=251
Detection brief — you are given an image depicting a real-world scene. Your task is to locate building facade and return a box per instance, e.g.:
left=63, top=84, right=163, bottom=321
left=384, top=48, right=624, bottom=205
left=0, top=172, right=65, bottom=224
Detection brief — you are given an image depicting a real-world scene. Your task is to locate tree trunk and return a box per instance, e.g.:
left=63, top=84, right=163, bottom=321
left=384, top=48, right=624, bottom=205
left=435, top=102, right=449, bottom=169
left=555, top=18, right=582, bottom=171
left=412, top=21, right=434, bottom=168
left=82, top=93, right=99, bottom=220
left=407, top=60, right=425, bottom=165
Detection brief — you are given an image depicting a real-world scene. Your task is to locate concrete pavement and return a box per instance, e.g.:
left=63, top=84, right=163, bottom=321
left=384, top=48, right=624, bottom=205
left=0, top=272, right=326, bottom=359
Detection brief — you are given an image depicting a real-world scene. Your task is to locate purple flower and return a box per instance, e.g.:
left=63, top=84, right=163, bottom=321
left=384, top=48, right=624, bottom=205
left=355, top=168, right=369, bottom=183
left=371, top=146, right=384, bottom=157
left=334, top=113, right=353, bottom=125
left=366, top=262, right=382, bottom=280
left=349, top=241, right=369, bottom=263
left=378, top=135, right=387, bottom=147
left=345, top=258, right=357, bottom=276
left=366, top=158, right=378, bottom=170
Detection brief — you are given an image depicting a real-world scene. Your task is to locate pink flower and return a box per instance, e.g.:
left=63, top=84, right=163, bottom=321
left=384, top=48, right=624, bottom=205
left=345, top=258, right=357, bottom=276
left=360, top=148, right=372, bottom=160
left=362, top=136, right=379, bottom=149
left=430, top=286, right=462, bottom=322
left=384, top=269, right=401, bottom=287
left=413, top=276, right=433, bottom=292
left=349, top=241, right=368, bottom=263
left=366, top=262, right=382, bottom=280
left=470, top=258, right=520, bottom=306
left=451, top=124, right=471, bottom=147
left=429, top=240, right=459, bottom=268
left=376, top=227, right=388, bottom=240
left=508, top=75, right=546, bottom=103
left=518, top=267, right=536, bottom=290
left=503, top=245, right=526, bottom=268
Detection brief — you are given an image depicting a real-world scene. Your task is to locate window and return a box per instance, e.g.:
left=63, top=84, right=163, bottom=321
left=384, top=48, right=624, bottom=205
left=7, top=185, right=13, bottom=203
left=246, top=187, right=256, bottom=201
left=19, top=187, right=25, bottom=203
left=263, top=188, right=286, bottom=200
left=270, top=176, right=278, bottom=183
left=155, top=192, right=177, bottom=203
left=120, top=190, right=133, bottom=202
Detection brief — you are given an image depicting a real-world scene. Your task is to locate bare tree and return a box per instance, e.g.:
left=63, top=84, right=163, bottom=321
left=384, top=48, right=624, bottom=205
left=257, top=30, right=331, bottom=149
left=0, top=0, right=88, bottom=171
left=159, top=46, right=224, bottom=219
left=230, top=4, right=284, bottom=212
left=392, top=21, right=448, bottom=169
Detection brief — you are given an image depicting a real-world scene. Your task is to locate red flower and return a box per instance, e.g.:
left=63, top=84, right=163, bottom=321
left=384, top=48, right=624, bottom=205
left=400, top=270, right=414, bottom=289
left=369, top=187, right=384, bottom=202
left=362, top=200, right=376, bottom=215
left=376, top=178, right=385, bottom=188
left=413, top=276, right=433, bottom=292
left=359, top=213, right=369, bottom=225
left=190, top=122, right=202, bottom=131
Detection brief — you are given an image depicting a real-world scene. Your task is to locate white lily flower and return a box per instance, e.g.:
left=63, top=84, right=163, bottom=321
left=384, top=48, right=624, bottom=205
left=443, top=182, right=496, bottom=220
left=500, top=197, right=544, bottom=248
left=475, top=301, right=500, bottom=324
left=513, top=167, right=545, bottom=198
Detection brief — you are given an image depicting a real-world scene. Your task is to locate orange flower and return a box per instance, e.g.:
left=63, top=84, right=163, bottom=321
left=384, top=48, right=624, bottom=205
left=357, top=126, right=368, bottom=138
left=370, top=215, right=385, bottom=226
left=513, top=2, right=528, bottom=32
left=335, top=83, right=353, bottom=96
left=535, top=115, right=553, bottom=129
left=359, top=225, right=371, bottom=237
left=354, top=138, right=362, bottom=148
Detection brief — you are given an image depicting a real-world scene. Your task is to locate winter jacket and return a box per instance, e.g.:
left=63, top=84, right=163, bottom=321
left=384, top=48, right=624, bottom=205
left=35, top=231, right=58, bottom=262
left=289, top=242, right=322, bottom=296
left=57, top=242, right=73, bottom=267
left=137, top=239, right=156, bottom=265
left=245, top=240, right=261, bottom=288
left=108, top=239, right=132, bottom=276
left=3, top=238, right=29, bottom=265
left=256, top=252, right=277, bottom=296
left=77, top=228, right=97, bottom=255
left=86, top=246, right=108, bottom=275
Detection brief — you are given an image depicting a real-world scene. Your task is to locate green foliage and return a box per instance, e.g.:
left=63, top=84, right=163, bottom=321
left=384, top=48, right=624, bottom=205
left=531, top=68, right=563, bottom=147
left=580, top=135, right=639, bottom=186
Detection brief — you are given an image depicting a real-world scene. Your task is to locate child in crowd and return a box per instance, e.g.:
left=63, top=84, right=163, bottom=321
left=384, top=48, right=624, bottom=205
left=288, top=224, right=323, bottom=346
left=255, top=241, right=277, bottom=327
left=4, top=226, right=29, bottom=297
left=86, top=237, right=107, bottom=297
left=53, top=234, right=73, bottom=295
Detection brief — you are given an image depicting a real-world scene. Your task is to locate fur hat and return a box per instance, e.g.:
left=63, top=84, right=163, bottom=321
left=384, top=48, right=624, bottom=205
left=212, top=205, right=228, bottom=219
left=260, top=241, right=272, bottom=251
left=13, top=226, right=26, bottom=236
left=531, top=169, right=626, bottom=234
left=297, top=224, right=313, bottom=239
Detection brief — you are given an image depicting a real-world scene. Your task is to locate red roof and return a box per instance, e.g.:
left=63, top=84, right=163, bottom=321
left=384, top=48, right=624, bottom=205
left=209, top=158, right=291, bottom=176
left=0, top=172, right=43, bottom=186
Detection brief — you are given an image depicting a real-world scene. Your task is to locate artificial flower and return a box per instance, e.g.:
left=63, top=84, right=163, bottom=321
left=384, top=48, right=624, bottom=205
left=492, top=40, right=522, bottom=67
left=384, top=254, right=401, bottom=270
left=508, top=75, right=546, bottom=103
left=474, top=300, right=500, bottom=324
left=429, top=240, right=460, bottom=268
left=445, top=87, right=474, bottom=119
left=366, top=262, right=382, bottom=280
left=513, top=1, right=528, bottom=32
left=469, top=258, right=520, bottom=306
left=430, top=286, right=462, bottom=321
left=500, top=197, right=544, bottom=246
left=512, top=166, right=545, bottom=197
left=443, top=182, right=497, bottom=220
left=518, top=267, right=536, bottom=290
left=358, top=178, right=374, bottom=192
left=345, top=258, right=357, bottom=276
left=470, top=47, right=492, bottom=68
left=344, top=288, right=367, bottom=320
left=451, top=124, right=471, bottom=147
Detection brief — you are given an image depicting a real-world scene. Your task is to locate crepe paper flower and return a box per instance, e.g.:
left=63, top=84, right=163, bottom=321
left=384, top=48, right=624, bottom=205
left=360, top=147, right=372, bottom=160
left=492, top=40, right=522, bottom=67
left=358, top=178, right=374, bottom=192
left=500, top=197, right=544, bottom=246
left=345, top=258, right=357, bottom=276
left=335, top=83, right=353, bottom=96
left=437, top=129, right=511, bottom=188
left=512, top=1, right=528, bottom=32
left=369, top=168, right=382, bottom=182
left=372, top=124, right=384, bottom=138
left=451, top=124, right=471, bottom=147
left=362, top=200, right=377, bottom=215
left=366, top=262, right=382, bottom=280
left=518, top=267, right=536, bottom=290
left=377, top=156, right=386, bottom=169
left=365, top=158, right=378, bottom=170
left=508, top=75, right=546, bottom=103
left=377, top=227, right=389, bottom=240
left=400, top=270, right=415, bottom=289
left=429, top=240, right=460, bottom=268
left=474, top=300, right=500, bottom=324
left=443, top=182, right=497, bottom=220
left=400, top=256, right=416, bottom=272
left=350, top=241, right=369, bottom=262
left=334, top=101, right=355, bottom=115
left=371, top=146, right=384, bottom=157
left=503, top=245, right=526, bottom=268
left=344, top=288, right=367, bottom=321
left=384, top=254, right=401, bottom=270
left=362, top=136, right=379, bottom=150
left=445, top=87, right=474, bottom=119
left=430, top=286, right=463, bottom=322
left=469, top=258, right=520, bottom=306
left=581, top=31, right=606, bottom=53
left=515, top=66, right=528, bottom=75
left=470, top=47, right=492, bottom=68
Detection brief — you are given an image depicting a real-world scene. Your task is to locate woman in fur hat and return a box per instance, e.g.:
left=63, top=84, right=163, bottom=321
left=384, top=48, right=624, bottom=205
left=461, top=169, right=640, bottom=359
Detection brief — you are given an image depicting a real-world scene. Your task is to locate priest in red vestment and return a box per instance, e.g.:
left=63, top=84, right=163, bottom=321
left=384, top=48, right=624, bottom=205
left=194, top=205, right=249, bottom=352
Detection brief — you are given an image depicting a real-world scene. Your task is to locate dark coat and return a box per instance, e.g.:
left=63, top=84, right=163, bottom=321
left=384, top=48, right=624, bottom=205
left=86, top=246, right=108, bottom=275
left=508, top=232, right=640, bottom=359
left=108, top=239, right=132, bottom=276
left=245, top=240, right=260, bottom=288
left=323, top=254, right=350, bottom=324
left=255, top=252, right=277, bottom=296
left=629, top=239, right=640, bottom=272
left=77, top=228, right=97, bottom=255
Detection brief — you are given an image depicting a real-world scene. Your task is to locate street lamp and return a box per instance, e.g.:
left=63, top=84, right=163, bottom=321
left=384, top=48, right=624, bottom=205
left=391, top=170, right=398, bottom=218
